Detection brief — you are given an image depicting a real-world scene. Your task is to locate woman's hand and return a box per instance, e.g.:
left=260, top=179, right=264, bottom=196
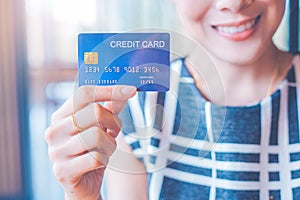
left=45, top=85, right=136, bottom=200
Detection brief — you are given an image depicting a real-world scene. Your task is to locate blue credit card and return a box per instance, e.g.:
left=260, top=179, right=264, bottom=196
left=78, top=33, right=170, bottom=91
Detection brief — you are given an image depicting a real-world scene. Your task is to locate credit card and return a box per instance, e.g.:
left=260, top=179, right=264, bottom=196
left=78, top=33, right=170, bottom=91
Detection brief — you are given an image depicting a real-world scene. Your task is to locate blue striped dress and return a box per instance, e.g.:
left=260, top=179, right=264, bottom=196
left=119, top=55, right=300, bottom=200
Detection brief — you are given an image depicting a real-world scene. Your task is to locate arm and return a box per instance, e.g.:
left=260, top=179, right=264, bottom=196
left=106, top=132, right=148, bottom=200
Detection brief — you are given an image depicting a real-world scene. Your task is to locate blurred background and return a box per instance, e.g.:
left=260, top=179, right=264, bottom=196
left=0, top=0, right=297, bottom=199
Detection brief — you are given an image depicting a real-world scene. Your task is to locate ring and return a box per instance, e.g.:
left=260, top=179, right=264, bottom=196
left=71, top=114, right=84, bottom=132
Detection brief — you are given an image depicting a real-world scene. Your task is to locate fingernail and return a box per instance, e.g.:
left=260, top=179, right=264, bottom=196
left=121, top=86, right=136, bottom=96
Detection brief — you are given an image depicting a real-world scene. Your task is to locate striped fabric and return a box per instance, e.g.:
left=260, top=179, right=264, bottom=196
left=289, top=0, right=299, bottom=53
left=119, top=55, right=300, bottom=200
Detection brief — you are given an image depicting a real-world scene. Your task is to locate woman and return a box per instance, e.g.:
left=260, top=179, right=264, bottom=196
left=45, top=0, right=299, bottom=199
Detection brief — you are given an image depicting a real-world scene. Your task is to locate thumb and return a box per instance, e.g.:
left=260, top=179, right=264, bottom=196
left=111, top=85, right=137, bottom=101
left=105, top=86, right=137, bottom=114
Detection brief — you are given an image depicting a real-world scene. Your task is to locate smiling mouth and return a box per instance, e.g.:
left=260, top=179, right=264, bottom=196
left=213, top=15, right=261, bottom=35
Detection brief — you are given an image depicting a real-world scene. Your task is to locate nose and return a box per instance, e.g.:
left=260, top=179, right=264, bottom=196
left=215, top=0, right=254, bottom=13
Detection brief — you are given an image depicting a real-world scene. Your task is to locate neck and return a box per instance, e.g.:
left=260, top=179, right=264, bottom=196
left=186, top=45, right=293, bottom=106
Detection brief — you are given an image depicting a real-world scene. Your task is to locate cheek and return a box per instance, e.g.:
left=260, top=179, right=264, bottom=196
left=263, top=0, right=286, bottom=18
left=174, top=1, right=210, bottom=21
left=266, top=0, right=286, bottom=32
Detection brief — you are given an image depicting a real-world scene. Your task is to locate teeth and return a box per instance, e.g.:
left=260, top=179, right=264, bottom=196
left=216, top=19, right=256, bottom=34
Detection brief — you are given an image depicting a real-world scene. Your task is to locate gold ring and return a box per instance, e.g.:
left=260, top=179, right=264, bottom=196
left=71, top=114, right=84, bottom=132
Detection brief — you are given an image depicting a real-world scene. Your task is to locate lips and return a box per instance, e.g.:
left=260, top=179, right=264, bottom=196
left=212, top=15, right=261, bottom=41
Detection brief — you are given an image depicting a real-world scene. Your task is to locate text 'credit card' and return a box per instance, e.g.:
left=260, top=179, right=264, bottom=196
left=78, top=33, right=170, bottom=91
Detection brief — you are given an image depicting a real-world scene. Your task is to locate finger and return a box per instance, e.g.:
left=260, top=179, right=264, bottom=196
left=68, top=127, right=117, bottom=157
left=53, top=151, right=108, bottom=185
left=103, top=102, right=125, bottom=137
left=104, top=100, right=128, bottom=115
left=73, top=103, right=122, bottom=134
left=45, top=116, right=75, bottom=146
left=52, top=85, right=136, bottom=124
left=69, top=151, right=108, bottom=181
left=46, top=103, right=121, bottom=148
left=48, top=127, right=117, bottom=162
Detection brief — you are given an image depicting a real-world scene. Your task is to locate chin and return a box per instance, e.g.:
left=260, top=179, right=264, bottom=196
left=205, top=39, right=273, bottom=66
